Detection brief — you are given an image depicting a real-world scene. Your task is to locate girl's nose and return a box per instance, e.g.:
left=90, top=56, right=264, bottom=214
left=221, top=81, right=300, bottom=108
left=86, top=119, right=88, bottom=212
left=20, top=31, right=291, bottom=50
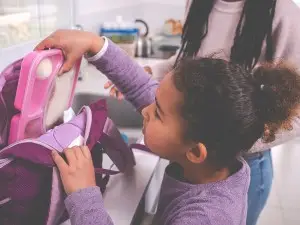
left=141, top=106, right=150, bottom=122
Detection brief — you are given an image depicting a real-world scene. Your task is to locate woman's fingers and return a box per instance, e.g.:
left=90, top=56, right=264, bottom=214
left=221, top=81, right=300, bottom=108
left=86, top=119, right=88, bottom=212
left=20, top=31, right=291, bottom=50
left=104, top=81, right=113, bottom=89
left=109, top=87, right=118, bottom=97
left=117, top=92, right=124, bottom=100
left=106, top=84, right=124, bottom=100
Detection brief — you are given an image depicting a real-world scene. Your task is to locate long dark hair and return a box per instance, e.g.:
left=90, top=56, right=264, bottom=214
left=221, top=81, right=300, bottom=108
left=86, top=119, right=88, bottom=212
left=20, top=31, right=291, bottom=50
left=175, top=0, right=277, bottom=71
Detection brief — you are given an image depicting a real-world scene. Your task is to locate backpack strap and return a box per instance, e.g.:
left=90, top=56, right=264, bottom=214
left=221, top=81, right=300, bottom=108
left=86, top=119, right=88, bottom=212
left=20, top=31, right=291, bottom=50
left=0, top=141, right=119, bottom=175
left=0, top=140, right=153, bottom=176
left=0, top=75, right=5, bottom=92
left=130, top=143, right=152, bottom=153
left=87, top=100, right=136, bottom=172
left=0, top=93, right=8, bottom=146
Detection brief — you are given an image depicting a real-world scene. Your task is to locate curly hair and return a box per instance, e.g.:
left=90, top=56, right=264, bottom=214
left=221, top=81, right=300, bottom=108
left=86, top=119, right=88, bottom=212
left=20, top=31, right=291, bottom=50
left=173, top=58, right=300, bottom=167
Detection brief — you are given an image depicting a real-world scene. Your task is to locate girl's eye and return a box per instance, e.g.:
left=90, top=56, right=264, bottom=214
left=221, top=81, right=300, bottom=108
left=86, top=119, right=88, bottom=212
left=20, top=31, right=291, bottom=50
left=155, top=109, right=160, bottom=119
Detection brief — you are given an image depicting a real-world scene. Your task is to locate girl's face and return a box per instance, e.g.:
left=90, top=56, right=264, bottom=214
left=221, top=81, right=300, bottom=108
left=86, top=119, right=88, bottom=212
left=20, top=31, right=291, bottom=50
left=142, top=73, right=190, bottom=161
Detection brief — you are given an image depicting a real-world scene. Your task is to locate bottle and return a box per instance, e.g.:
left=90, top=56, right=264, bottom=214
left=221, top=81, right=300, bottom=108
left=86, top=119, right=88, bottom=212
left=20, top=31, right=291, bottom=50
left=100, top=16, right=138, bottom=44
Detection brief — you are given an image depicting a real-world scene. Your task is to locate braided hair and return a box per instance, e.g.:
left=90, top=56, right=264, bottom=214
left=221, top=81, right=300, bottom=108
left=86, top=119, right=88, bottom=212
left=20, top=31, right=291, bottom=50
left=175, top=0, right=277, bottom=71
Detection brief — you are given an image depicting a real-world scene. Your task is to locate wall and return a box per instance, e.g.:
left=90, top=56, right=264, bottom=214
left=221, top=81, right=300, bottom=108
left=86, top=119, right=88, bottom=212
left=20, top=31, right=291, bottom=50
left=0, top=0, right=73, bottom=71
left=75, top=0, right=186, bottom=35
left=76, top=0, right=138, bottom=15
left=133, top=1, right=185, bottom=34
left=0, top=0, right=185, bottom=70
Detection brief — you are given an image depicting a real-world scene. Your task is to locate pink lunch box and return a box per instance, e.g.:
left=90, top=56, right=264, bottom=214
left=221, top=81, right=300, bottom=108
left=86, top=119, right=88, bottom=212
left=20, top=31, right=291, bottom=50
left=8, top=50, right=81, bottom=144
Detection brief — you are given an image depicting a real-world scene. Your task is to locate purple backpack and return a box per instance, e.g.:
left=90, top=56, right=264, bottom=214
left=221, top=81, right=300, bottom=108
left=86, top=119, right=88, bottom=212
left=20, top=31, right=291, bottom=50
left=0, top=54, right=137, bottom=224
left=0, top=59, right=20, bottom=147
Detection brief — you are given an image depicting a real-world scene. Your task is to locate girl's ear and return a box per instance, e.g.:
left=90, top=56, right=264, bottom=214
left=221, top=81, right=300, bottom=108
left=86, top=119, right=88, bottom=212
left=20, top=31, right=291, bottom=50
left=186, top=143, right=207, bottom=164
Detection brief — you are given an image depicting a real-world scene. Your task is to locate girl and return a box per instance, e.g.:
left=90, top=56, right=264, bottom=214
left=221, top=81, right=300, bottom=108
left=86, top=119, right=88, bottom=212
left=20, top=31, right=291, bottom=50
left=105, top=1, right=300, bottom=224
left=36, top=30, right=300, bottom=225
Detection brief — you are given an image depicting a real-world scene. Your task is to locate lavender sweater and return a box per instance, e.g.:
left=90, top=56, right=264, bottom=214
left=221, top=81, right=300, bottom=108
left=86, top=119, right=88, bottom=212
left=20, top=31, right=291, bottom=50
left=64, top=40, right=250, bottom=225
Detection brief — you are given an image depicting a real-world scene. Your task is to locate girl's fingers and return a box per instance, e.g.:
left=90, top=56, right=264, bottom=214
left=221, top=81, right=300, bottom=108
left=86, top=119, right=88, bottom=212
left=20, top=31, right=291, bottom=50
left=52, top=151, right=68, bottom=173
left=64, top=148, right=77, bottom=167
left=73, top=146, right=83, bottom=160
left=81, top=146, right=92, bottom=159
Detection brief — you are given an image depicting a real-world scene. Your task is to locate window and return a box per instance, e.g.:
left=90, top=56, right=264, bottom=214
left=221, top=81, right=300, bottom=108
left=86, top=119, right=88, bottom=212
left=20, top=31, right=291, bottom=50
left=0, top=0, right=73, bottom=48
left=0, top=0, right=74, bottom=70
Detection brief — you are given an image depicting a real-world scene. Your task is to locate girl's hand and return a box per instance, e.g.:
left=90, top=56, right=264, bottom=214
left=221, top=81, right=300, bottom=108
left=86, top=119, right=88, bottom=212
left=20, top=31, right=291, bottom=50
left=35, top=29, right=104, bottom=74
left=104, top=66, right=153, bottom=100
left=52, top=146, right=96, bottom=195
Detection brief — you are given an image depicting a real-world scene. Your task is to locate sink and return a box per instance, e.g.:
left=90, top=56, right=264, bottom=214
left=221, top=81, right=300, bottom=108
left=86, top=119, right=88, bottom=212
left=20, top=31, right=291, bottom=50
left=72, top=93, right=143, bottom=144
left=72, top=93, right=143, bottom=127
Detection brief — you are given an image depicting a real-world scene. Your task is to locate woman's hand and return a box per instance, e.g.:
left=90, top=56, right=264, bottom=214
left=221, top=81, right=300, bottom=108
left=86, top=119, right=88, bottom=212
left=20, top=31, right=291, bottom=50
left=35, top=29, right=104, bottom=74
left=104, top=66, right=153, bottom=100
left=52, top=146, right=96, bottom=195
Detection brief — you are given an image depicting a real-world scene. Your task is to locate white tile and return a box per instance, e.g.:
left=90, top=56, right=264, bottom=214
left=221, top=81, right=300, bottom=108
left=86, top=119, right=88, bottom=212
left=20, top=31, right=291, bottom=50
left=275, top=173, right=300, bottom=210
left=271, top=141, right=300, bottom=210
left=257, top=208, right=284, bottom=225
left=278, top=180, right=300, bottom=210
left=283, top=209, right=300, bottom=225
left=272, top=141, right=300, bottom=178
left=258, top=140, right=300, bottom=223
left=265, top=183, right=282, bottom=209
